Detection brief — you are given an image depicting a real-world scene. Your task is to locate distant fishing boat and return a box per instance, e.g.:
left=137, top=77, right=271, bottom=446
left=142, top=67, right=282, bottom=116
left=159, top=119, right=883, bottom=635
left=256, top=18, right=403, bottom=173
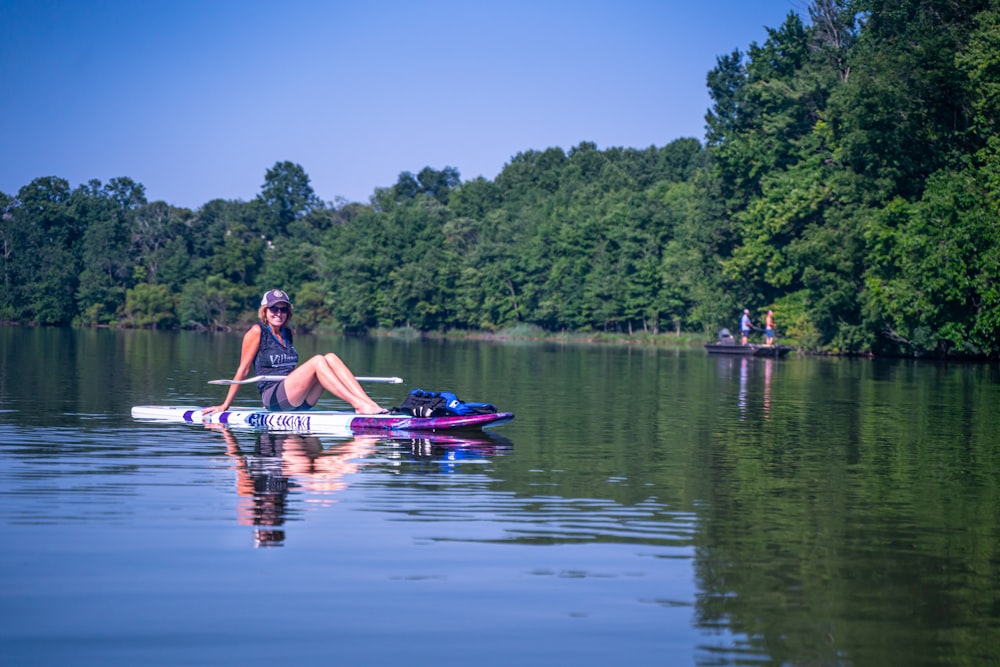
left=704, top=328, right=792, bottom=357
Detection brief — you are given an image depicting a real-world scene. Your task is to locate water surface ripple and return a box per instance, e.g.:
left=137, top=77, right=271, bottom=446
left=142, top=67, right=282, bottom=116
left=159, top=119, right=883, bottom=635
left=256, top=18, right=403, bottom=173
left=1, top=328, right=998, bottom=666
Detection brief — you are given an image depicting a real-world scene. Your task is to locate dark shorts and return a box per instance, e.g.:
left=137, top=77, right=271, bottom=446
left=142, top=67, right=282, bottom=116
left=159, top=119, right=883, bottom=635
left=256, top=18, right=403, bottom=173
left=261, top=381, right=313, bottom=412
left=765, top=328, right=774, bottom=337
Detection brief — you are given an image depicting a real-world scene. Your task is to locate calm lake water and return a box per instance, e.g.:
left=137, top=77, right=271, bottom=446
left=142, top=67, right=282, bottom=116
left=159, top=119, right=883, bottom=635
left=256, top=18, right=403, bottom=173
left=1, top=327, right=998, bottom=666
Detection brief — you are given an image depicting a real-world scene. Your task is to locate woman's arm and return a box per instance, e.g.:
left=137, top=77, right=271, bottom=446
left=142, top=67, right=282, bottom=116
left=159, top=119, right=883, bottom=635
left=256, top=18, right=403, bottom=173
left=203, top=325, right=262, bottom=414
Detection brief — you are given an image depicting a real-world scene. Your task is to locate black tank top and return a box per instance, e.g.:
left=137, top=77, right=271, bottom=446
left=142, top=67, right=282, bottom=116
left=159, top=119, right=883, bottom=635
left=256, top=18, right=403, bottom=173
left=254, top=322, right=298, bottom=395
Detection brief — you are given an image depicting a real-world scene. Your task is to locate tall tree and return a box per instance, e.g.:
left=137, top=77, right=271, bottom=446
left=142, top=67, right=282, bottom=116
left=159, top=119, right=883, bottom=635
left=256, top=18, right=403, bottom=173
left=131, top=201, right=194, bottom=287
left=76, top=177, right=147, bottom=324
left=808, top=0, right=859, bottom=81
left=705, top=13, right=813, bottom=208
left=374, top=166, right=463, bottom=209
left=830, top=0, right=989, bottom=199
left=0, top=191, right=15, bottom=316
left=256, top=161, right=322, bottom=238
left=7, top=177, right=82, bottom=324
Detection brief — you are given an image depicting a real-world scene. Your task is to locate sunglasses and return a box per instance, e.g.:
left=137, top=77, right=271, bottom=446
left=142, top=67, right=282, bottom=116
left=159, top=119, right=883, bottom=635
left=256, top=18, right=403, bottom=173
left=269, top=306, right=290, bottom=315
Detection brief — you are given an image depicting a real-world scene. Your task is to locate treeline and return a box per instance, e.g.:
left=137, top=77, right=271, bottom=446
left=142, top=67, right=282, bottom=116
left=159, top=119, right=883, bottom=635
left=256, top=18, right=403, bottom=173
left=2, top=0, right=998, bottom=358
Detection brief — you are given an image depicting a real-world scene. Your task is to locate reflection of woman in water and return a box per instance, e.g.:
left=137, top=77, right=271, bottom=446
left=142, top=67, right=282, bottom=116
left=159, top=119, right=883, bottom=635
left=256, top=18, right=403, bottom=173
left=231, top=431, right=291, bottom=547
left=210, top=426, right=376, bottom=547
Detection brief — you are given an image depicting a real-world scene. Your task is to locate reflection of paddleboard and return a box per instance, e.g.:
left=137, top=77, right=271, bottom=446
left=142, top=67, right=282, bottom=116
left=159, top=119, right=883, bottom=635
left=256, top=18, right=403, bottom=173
left=131, top=405, right=515, bottom=434
left=393, top=432, right=514, bottom=461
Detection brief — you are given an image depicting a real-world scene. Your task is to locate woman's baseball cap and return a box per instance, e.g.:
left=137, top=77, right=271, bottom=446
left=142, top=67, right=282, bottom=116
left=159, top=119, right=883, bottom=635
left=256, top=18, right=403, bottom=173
left=261, top=289, right=291, bottom=308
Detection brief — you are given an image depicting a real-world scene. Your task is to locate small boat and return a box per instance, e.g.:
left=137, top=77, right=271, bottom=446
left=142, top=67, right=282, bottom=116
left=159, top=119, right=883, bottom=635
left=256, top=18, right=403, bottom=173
left=704, top=328, right=792, bottom=357
left=131, top=405, right=515, bottom=434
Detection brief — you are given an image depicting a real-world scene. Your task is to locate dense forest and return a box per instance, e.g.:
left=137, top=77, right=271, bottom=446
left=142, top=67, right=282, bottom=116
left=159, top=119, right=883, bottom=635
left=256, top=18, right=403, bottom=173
left=2, top=0, right=998, bottom=358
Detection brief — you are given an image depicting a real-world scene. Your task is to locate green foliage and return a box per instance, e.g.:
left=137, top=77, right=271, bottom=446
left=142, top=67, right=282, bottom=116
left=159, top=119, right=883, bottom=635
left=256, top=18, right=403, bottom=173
left=5, top=177, right=83, bottom=324
left=829, top=0, right=988, bottom=198
left=132, top=201, right=196, bottom=289
left=124, top=283, right=177, bottom=329
left=496, top=322, right=546, bottom=339
left=289, top=281, right=334, bottom=332
left=256, top=161, right=323, bottom=238
left=3, top=0, right=998, bottom=358
left=957, top=3, right=1000, bottom=143
left=76, top=177, right=148, bottom=325
left=863, top=159, right=1000, bottom=356
left=769, top=290, right=819, bottom=349
left=372, top=166, right=461, bottom=210
left=178, top=276, right=253, bottom=331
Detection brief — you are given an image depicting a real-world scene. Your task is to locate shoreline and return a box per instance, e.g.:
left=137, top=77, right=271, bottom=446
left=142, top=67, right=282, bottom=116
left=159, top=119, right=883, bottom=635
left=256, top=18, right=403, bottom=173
left=9, top=321, right=995, bottom=361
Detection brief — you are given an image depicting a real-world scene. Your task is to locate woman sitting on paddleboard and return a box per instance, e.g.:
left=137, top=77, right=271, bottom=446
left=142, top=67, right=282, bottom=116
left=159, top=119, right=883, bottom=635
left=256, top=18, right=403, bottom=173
left=203, top=289, right=386, bottom=416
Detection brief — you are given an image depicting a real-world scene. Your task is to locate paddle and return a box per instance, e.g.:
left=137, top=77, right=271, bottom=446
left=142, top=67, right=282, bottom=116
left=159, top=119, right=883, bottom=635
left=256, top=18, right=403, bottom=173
left=208, top=375, right=404, bottom=385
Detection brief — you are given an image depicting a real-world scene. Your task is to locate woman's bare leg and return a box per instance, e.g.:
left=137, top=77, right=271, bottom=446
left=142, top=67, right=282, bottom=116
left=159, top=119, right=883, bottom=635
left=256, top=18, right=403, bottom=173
left=320, top=353, right=378, bottom=404
left=282, top=354, right=384, bottom=414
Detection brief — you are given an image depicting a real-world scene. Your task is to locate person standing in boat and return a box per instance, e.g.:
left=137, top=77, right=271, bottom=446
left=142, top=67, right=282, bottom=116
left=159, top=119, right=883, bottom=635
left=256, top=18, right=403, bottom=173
left=203, top=289, right=385, bottom=416
left=765, top=310, right=775, bottom=346
left=740, top=309, right=753, bottom=345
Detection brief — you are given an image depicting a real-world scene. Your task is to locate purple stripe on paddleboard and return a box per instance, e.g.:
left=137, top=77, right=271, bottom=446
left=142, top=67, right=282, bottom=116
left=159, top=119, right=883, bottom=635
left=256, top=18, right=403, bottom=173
left=349, top=412, right=514, bottom=431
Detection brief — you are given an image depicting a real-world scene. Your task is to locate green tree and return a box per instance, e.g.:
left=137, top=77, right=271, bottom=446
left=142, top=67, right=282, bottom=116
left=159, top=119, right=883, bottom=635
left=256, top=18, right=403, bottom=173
left=863, top=160, right=1000, bottom=357
left=178, top=275, right=249, bottom=330
left=290, top=280, right=335, bottom=332
left=416, top=166, right=461, bottom=204
left=76, top=177, right=148, bottom=324
left=131, top=201, right=194, bottom=287
left=705, top=12, right=816, bottom=208
left=956, top=0, right=1000, bottom=145
left=124, top=282, right=176, bottom=329
left=257, top=238, right=322, bottom=295
left=256, top=161, right=323, bottom=238
left=320, top=204, right=398, bottom=331
left=199, top=199, right=267, bottom=286
left=0, top=190, right=15, bottom=318
left=8, top=177, right=82, bottom=324
left=372, top=166, right=462, bottom=210
left=661, top=171, right=738, bottom=334
left=829, top=0, right=989, bottom=199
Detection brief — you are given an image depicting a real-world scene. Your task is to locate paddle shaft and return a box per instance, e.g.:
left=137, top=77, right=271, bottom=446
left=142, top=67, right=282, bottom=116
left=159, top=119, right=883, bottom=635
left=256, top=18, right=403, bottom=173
left=209, top=375, right=403, bottom=385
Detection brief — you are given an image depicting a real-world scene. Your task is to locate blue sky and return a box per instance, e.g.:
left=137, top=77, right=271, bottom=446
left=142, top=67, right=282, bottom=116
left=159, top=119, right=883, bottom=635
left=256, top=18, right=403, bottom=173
left=1, top=0, right=801, bottom=208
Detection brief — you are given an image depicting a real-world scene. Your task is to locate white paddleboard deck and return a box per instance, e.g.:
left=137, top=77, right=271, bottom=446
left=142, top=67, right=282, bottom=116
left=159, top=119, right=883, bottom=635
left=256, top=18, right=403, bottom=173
left=131, top=405, right=514, bottom=434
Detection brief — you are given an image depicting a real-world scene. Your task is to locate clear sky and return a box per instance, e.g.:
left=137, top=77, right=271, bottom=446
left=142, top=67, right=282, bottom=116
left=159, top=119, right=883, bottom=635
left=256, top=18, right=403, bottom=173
left=1, top=0, right=801, bottom=209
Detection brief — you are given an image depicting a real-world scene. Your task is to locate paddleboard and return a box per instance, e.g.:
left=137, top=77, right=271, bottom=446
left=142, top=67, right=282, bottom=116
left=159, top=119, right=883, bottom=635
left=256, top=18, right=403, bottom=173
left=131, top=405, right=514, bottom=434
